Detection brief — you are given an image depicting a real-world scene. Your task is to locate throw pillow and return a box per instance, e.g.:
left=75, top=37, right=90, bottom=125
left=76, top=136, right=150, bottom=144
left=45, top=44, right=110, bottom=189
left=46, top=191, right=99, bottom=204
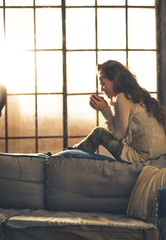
left=126, top=166, right=166, bottom=223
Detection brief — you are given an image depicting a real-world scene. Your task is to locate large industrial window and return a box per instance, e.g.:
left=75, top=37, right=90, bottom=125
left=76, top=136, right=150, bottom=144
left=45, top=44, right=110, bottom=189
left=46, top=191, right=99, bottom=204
left=0, top=0, right=157, bottom=155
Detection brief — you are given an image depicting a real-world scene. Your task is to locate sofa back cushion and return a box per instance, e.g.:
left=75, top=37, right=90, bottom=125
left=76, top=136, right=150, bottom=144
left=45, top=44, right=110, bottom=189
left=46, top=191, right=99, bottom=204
left=0, top=153, right=46, bottom=209
left=45, top=150, right=132, bottom=213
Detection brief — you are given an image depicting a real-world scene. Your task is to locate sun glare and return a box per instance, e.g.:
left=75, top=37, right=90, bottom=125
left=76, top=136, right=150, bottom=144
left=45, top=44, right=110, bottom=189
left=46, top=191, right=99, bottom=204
left=0, top=46, right=35, bottom=93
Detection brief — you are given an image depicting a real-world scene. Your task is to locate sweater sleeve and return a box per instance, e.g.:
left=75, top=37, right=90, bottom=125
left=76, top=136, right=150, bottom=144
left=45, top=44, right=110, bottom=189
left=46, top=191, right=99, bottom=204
left=101, top=93, right=132, bottom=140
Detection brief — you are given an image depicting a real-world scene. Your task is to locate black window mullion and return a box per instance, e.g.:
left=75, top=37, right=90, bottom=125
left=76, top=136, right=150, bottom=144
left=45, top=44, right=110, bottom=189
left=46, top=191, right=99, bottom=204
left=95, top=0, right=99, bottom=127
left=33, top=1, right=38, bottom=153
left=62, top=0, right=68, bottom=148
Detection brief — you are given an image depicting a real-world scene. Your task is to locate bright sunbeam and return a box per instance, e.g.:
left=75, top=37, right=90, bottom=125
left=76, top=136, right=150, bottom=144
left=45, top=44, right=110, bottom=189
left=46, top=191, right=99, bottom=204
left=0, top=46, right=35, bottom=93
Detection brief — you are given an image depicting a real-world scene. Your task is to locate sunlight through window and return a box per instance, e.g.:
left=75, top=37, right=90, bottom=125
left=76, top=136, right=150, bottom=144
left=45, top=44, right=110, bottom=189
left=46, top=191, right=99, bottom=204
left=36, top=8, right=62, bottom=49
left=98, top=8, right=126, bottom=49
left=2, top=49, right=35, bottom=93
left=67, top=52, right=96, bottom=93
left=66, top=8, right=95, bottom=49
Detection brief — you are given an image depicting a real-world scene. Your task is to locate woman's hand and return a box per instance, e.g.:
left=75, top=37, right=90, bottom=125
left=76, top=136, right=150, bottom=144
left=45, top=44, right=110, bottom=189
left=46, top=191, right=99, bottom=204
left=89, top=95, right=109, bottom=111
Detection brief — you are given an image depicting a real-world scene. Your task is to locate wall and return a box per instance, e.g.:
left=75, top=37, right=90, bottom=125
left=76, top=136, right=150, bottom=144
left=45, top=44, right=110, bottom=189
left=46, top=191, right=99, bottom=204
left=157, top=0, right=166, bottom=108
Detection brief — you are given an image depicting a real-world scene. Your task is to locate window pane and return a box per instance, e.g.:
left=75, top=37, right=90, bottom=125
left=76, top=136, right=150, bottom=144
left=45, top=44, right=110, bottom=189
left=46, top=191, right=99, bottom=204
left=97, top=0, right=125, bottom=5
left=66, top=0, right=95, bottom=6
left=128, top=51, right=157, bottom=92
left=5, top=9, right=34, bottom=50
left=68, top=95, right=96, bottom=136
left=0, top=140, right=5, bottom=152
left=8, top=139, right=36, bottom=153
left=37, top=51, right=63, bottom=93
left=35, top=0, right=61, bottom=6
left=38, top=95, right=63, bottom=136
left=68, top=137, right=84, bottom=148
left=98, top=51, right=126, bottom=66
left=5, top=0, right=33, bottom=6
left=0, top=0, right=3, bottom=6
left=128, top=0, right=155, bottom=6
left=38, top=138, right=63, bottom=154
left=98, top=8, right=126, bottom=49
left=5, top=51, right=35, bottom=93
left=67, top=52, right=96, bottom=93
left=66, top=9, right=95, bottom=49
left=0, top=10, right=4, bottom=46
left=0, top=109, right=5, bottom=137
left=36, top=8, right=62, bottom=49
left=128, top=9, right=156, bottom=49
left=8, top=96, right=35, bottom=137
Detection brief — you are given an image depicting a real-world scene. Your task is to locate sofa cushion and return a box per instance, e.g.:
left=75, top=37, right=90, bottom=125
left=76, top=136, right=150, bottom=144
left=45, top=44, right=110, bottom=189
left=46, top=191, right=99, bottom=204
left=0, top=153, right=48, bottom=209
left=6, top=210, right=158, bottom=230
left=5, top=210, right=159, bottom=240
left=45, top=150, right=133, bottom=213
left=126, top=166, right=166, bottom=223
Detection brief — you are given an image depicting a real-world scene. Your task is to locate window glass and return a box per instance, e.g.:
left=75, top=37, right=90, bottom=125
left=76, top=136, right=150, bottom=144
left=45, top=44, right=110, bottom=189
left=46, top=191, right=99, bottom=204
left=5, top=9, right=34, bottom=50
left=128, top=0, right=155, bottom=6
left=8, top=139, right=36, bottom=153
left=67, top=52, right=96, bottom=93
left=68, top=95, right=96, bottom=136
left=98, top=8, right=126, bottom=49
left=0, top=0, right=3, bottom=6
left=128, top=9, right=156, bottom=49
left=66, top=8, right=95, bottom=50
left=98, top=51, right=126, bottom=66
left=68, top=137, right=84, bottom=148
left=35, top=0, right=61, bottom=6
left=38, top=138, right=63, bottom=154
left=0, top=109, right=5, bottom=137
left=38, top=95, right=63, bottom=136
left=8, top=95, right=35, bottom=137
left=128, top=51, right=157, bottom=92
left=37, top=51, right=63, bottom=93
left=0, top=140, right=5, bottom=152
left=5, top=0, right=33, bottom=6
left=0, top=10, right=4, bottom=48
left=36, top=8, right=62, bottom=49
left=97, top=0, right=125, bottom=5
left=5, top=51, right=35, bottom=93
left=66, top=0, right=95, bottom=6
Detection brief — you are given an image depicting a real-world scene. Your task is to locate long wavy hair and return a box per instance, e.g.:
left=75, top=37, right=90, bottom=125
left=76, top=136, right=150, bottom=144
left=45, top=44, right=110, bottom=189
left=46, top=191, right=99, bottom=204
left=98, top=60, right=166, bottom=127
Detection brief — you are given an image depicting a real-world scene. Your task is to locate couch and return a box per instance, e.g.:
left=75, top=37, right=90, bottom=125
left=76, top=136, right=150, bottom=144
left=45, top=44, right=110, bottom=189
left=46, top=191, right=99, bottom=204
left=0, top=150, right=166, bottom=240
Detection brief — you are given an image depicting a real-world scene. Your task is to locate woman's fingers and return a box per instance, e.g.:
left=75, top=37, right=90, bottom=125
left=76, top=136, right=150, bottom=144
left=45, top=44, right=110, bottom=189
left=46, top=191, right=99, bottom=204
left=89, top=95, right=108, bottom=111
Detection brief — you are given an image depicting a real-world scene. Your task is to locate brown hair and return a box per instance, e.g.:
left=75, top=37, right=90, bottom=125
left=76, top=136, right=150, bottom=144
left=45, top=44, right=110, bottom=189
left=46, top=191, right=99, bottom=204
left=98, top=60, right=166, bottom=127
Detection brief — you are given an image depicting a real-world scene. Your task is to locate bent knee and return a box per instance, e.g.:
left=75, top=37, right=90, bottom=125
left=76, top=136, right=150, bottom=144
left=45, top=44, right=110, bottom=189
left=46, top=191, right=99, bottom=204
left=92, top=126, right=108, bottom=135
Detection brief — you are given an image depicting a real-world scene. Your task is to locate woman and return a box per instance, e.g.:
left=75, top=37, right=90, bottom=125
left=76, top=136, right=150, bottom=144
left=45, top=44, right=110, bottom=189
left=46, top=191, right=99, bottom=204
left=74, top=60, right=166, bottom=163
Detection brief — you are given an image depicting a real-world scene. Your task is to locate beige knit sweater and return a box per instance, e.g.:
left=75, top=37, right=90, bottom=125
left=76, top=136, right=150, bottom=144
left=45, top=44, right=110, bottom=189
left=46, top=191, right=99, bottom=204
left=101, top=92, right=166, bottom=163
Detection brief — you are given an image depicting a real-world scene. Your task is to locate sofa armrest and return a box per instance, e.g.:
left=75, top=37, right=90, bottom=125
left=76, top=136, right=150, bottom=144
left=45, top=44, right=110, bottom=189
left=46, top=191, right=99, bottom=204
left=157, top=186, right=166, bottom=219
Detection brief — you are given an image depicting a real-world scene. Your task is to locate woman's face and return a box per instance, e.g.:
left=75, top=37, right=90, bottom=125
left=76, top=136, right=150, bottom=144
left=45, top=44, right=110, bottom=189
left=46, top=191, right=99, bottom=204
left=99, top=73, right=116, bottom=98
